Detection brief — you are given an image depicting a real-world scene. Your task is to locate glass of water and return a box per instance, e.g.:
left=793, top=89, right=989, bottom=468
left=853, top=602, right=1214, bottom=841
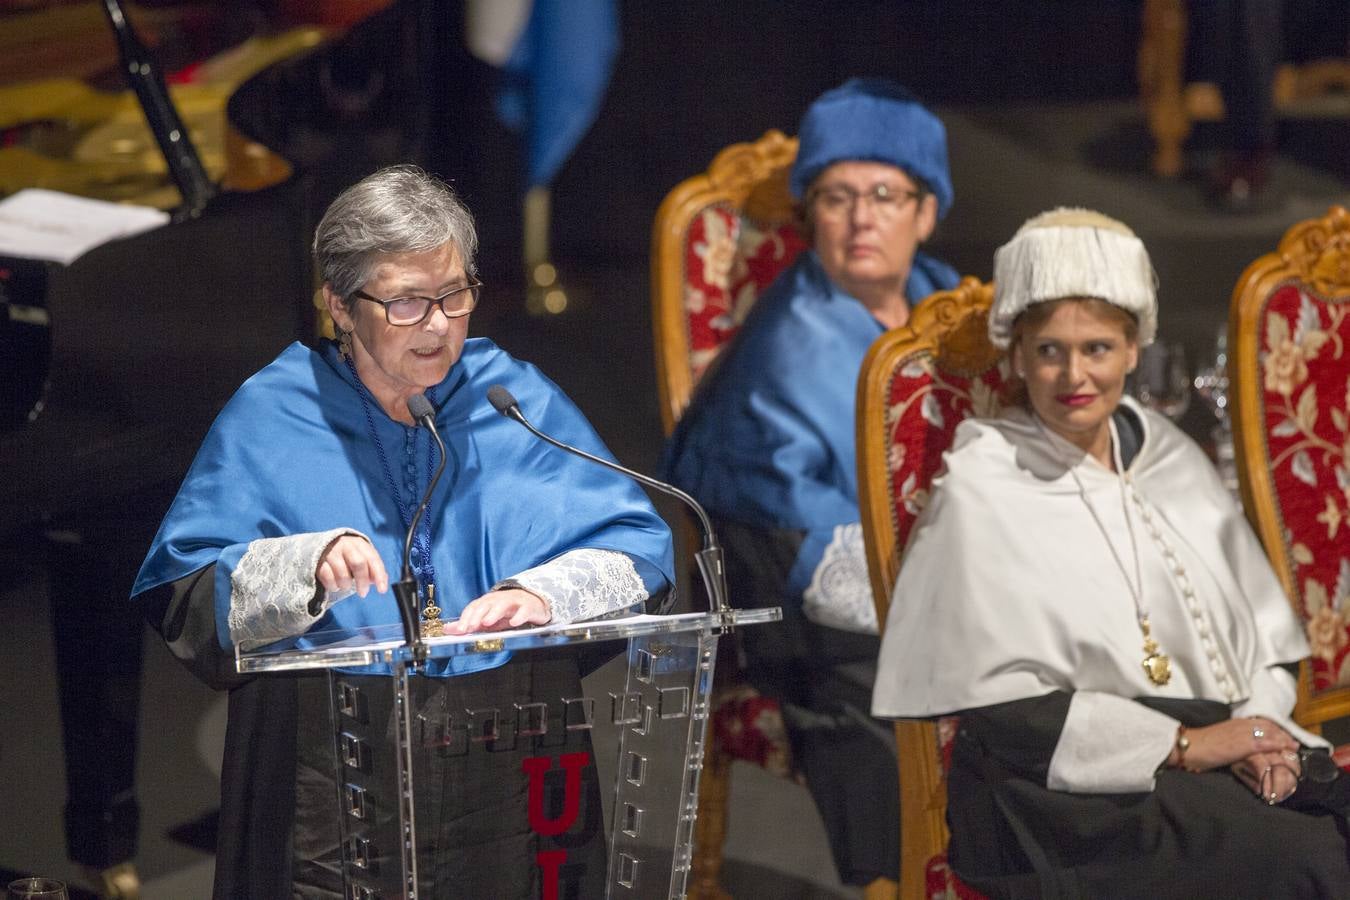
left=7, top=878, right=69, bottom=900
left=1133, top=341, right=1192, bottom=420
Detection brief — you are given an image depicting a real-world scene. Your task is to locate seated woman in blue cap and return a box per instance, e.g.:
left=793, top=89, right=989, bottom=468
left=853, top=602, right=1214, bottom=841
left=661, top=78, right=958, bottom=892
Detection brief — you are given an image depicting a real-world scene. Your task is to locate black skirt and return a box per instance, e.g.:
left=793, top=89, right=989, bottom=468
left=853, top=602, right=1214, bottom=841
left=947, top=698, right=1350, bottom=900
left=213, top=652, right=606, bottom=900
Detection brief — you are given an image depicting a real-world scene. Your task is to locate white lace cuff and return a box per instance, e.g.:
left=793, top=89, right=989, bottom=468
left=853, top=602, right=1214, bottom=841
left=494, top=549, right=648, bottom=626
left=227, top=528, right=367, bottom=649
left=802, top=523, right=878, bottom=634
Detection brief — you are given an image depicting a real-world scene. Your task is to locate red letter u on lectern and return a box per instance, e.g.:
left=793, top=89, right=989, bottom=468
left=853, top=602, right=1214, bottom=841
left=521, top=751, right=591, bottom=836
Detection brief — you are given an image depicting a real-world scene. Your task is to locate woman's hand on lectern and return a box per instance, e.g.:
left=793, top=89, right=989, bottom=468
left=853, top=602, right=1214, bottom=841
left=444, top=588, right=551, bottom=635
left=317, top=534, right=389, bottom=598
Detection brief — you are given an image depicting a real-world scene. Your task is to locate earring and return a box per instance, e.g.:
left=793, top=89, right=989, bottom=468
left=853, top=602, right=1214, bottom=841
left=338, top=327, right=353, bottom=359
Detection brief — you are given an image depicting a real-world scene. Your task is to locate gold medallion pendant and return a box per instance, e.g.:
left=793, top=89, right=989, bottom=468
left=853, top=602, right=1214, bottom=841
left=421, top=584, right=444, bottom=637
left=1140, top=617, right=1171, bottom=686
left=1142, top=650, right=1172, bottom=686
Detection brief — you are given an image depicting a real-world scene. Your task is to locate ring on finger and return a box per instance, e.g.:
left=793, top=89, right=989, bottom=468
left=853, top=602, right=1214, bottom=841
left=1253, top=725, right=1266, bottom=739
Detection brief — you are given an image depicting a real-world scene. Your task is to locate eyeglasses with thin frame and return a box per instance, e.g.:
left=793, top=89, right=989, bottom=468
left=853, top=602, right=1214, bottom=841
left=808, top=182, right=924, bottom=220
left=349, top=282, right=483, bottom=325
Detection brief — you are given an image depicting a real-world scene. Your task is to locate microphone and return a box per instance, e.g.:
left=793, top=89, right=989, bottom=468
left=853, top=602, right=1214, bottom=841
left=486, top=385, right=730, bottom=619
left=392, top=393, right=447, bottom=659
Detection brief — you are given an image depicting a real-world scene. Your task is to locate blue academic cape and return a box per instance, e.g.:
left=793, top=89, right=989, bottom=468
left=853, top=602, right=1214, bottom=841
left=660, top=249, right=958, bottom=603
left=134, top=339, right=674, bottom=677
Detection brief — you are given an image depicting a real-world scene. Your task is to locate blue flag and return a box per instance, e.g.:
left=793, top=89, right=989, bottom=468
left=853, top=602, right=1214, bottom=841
left=492, top=0, right=619, bottom=188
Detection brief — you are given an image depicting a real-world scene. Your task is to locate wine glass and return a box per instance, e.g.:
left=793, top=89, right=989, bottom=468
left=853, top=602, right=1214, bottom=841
left=1193, top=323, right=1240, bottom=494
left=7, top=878, right=69, bottom=900
left=1193, top=323, right=1230, bottom=421
left=1132, top=341, right=1191, bottom=420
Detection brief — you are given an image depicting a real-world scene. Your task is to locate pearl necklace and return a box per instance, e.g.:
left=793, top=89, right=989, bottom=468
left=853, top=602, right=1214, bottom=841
left=1125, top=468, right=1238, bottom=702
left=1035, top=414, right=1172, bottom=687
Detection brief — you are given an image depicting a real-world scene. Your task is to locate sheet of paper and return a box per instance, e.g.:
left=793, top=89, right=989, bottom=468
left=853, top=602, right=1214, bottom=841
left=0, top=188, right=170, bottom=266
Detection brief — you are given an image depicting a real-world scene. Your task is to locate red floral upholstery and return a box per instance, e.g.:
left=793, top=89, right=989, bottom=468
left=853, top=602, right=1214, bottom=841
left=1230, top=207, right=1350, bottom=775
left=1256, top=282, right=1350, bottom=692
left=682, top=204, right=807, bottom=384
left=884, top=344, right=1009, bottom=554
left=925, top=853, right=985, bottom=900
left=710, top=683, right=795, bottom=779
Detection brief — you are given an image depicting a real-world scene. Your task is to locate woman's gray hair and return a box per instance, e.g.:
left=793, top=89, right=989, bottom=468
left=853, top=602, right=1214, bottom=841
left=314, top=165, right=479, bottom=307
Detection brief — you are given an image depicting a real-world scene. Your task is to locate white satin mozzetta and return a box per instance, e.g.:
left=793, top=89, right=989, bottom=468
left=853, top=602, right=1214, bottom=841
left=873, top=397, right=1316, bottom=747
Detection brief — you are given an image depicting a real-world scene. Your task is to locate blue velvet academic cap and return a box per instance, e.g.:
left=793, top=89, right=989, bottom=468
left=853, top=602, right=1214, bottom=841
left=790, top=78, right=954, bottom=220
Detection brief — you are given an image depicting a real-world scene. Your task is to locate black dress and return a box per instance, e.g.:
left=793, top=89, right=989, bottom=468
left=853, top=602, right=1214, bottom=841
left=141, top=568, right=609, bottom=899
left=948, top=692, right=1350, bottom=900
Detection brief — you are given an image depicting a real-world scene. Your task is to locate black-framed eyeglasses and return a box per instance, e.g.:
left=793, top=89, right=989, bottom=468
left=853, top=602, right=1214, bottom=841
left=808, top=183, right=924, bottom=219
left=350, top=282, right=483, bottom=325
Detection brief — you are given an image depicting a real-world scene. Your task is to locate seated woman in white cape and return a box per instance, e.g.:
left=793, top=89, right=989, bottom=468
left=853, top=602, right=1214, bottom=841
left=873, top=208, right=1350, bottom=899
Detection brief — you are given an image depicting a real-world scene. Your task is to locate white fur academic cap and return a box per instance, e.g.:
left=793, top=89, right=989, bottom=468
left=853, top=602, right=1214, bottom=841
left=988, top=208, right=1157, bottom=349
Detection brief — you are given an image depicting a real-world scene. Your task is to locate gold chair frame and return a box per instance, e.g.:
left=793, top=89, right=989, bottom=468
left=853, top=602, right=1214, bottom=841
left=1229, top=204, right=1350, bottom=731
left=857, top=278, right=998, bottom=900
left=650, top=129, right=799, bottom=435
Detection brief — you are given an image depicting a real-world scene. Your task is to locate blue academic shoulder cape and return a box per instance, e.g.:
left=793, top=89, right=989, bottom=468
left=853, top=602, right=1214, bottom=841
left=134, top=338, right=674, bottom=677
left=660, top=249, right=957, bottom=604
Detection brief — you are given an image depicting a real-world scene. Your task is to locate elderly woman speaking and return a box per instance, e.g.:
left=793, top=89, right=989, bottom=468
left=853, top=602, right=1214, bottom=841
left=132, top=166, right=673, bottom=898
left=874, top=209, right=1350, bottom=898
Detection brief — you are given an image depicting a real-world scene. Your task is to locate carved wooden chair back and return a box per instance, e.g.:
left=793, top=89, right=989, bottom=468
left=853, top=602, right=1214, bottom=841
left=651, top=129, right=807, bottom=433
left=1230, top=205, right=1350, bottom=745
left=856, top=278, right=1004, bottom=900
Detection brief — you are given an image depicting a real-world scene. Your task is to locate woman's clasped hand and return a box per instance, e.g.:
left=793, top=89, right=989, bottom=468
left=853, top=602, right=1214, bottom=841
left=1173, top=716, right=1302, bottom=803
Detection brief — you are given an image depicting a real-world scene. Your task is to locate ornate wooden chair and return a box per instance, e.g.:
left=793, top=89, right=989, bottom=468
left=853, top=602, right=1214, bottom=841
left=1229, top=205, right=1350, bottom=767
left=651, top=129, right=807, bottom=432
left=650, top=129, right=808, bottom=898
left=1138, top=0, right=1350, bottom=177
left=856, top=278, right=1005, bottom=900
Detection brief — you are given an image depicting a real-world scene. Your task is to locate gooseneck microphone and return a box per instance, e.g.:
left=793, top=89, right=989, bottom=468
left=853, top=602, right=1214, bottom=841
left=486, top=384, right=731, bottom=619
left=392, top=393, right=447, bottom=659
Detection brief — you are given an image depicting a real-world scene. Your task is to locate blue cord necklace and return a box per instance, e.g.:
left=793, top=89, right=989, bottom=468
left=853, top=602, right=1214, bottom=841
left=343, top=352, right=438, bottom=621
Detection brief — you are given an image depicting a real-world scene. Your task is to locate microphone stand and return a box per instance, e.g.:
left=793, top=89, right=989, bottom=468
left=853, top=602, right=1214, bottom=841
left=395, top=395, right=448, bottom=663
left=488, top=387, right=733, bottom=629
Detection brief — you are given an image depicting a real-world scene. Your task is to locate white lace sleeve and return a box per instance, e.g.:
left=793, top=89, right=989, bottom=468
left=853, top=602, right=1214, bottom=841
left=227, top=528, right=368, bottom=649
left=801, top=523, right=879, bottom=635
left=494, top=549, right=648, bottom=626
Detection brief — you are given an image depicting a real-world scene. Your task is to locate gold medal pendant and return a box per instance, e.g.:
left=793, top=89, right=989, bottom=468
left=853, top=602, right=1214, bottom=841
left=420, top=584, right=444, bottom=637
left=1140, top=617, right=1171, bottom=686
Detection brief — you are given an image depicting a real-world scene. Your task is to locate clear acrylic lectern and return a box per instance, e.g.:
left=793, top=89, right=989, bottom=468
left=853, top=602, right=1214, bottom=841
left=236, top=609, right=779, bottom=900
